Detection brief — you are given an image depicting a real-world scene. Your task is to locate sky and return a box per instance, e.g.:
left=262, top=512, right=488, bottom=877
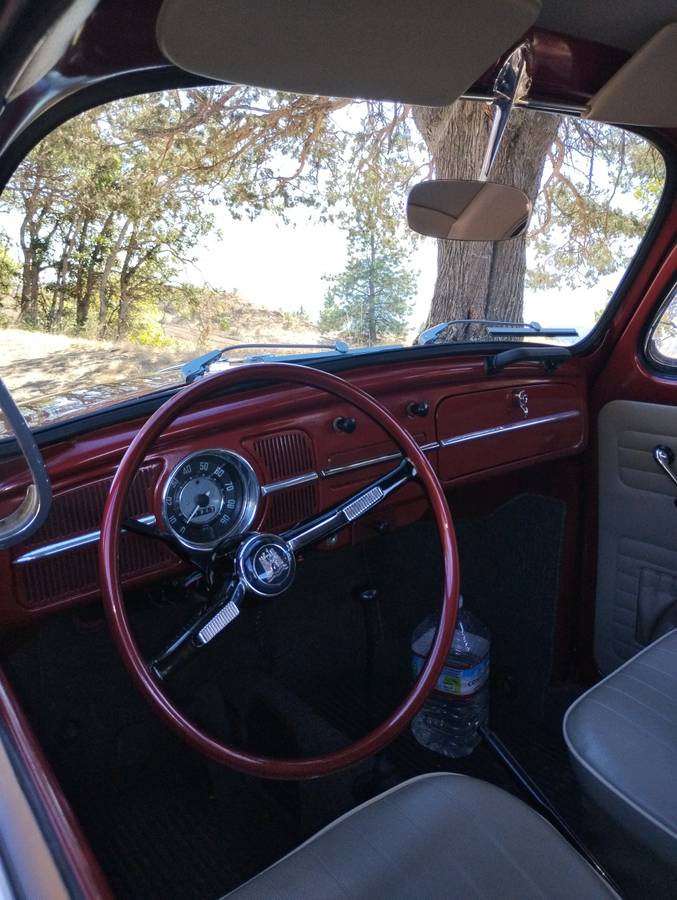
left=0, top=88, right=653, bottom=351
left=185, top=204, right=623, bottom=345
left=0, top=192, right=636, bottom=348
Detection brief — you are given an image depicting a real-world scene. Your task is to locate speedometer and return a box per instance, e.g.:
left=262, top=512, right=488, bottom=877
left=161, top=449, right=259, bottom=550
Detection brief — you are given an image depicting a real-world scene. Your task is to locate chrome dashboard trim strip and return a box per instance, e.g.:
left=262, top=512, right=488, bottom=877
left=11, top=411, right=581, bottom=565
left=260, top=472, right=319, bottom=495
left=438, top=410, right=580, bottom=448
left=321, top=442, right=440, bottom=478
left=13, top=514, right=156, bottom=564
left=321, top=451, right=403, bottom=478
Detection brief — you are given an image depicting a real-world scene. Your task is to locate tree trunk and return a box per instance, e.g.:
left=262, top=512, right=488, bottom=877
left=18, top=214, right=40, bottom=326
left=412, top=102, right=560, bottom=336
left=19, top=251, right=36, bottom=323
left=98, top=218, right=130, bottom=336
left=48, top=216, right=80, bottom=331
left=367, top=232, right=377, bottom=345
left=78, top=213, right=114, bottom=330
left=117, top=226, right=138, bottom=339
left=73, top=218, right=91, bottom=329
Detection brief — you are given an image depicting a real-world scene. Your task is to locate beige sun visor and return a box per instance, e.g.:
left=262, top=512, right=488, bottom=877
left=585, top=22, right=677, bottom=127
left=156, top=0, right=541, bottom=106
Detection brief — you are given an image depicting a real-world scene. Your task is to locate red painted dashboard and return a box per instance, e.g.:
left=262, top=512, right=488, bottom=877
left=0, top=354, right=587, bottom=624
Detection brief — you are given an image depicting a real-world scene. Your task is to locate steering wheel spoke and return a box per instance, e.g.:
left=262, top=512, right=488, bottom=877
left=100, top=362, right=458, bottom=779
left=122, top=516, right=210, bottom=575
left=281, top=458, right=416, bottom=551
left=150, top=579, right=245, bottom=680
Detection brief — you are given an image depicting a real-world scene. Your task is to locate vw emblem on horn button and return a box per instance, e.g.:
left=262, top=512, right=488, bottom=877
left=254, top=544, right=288, bottom=581
left=236, top=533, right=296, bottom=597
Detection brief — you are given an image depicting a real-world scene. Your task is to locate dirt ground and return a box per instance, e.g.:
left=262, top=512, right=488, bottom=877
left=0, top=313, right=330, bottom=410
left=0, top=329, right=187, bottom=406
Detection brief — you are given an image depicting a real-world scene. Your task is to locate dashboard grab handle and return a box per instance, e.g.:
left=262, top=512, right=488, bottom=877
left=486, top=346, right=571, bottom=375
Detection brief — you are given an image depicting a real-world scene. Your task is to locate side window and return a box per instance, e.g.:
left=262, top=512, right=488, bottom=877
left=646, top=284, right=677, bottom=369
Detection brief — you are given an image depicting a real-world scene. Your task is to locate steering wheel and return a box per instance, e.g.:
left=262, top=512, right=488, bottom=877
left=99, top=363, right=459, bottom=779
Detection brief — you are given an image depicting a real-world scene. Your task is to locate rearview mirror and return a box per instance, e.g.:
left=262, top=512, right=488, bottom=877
left=407, top=179, right=531, bottom=241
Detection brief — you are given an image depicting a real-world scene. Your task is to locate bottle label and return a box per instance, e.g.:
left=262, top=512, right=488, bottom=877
left=412, top=653, right=489, bottom=697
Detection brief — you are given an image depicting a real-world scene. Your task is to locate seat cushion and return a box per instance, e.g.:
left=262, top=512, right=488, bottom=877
left=564, top=629, right=677, bottom=864
left=226, top=772, right=618, bottom=899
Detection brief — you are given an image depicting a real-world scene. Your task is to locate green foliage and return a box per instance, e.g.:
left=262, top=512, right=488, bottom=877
left=0, top=86, right=422, bottom=346
left=320, top=238, right=415, bottom=345
left=319, top=126, right=419, bottom=346
left=0, top=83, right=665, bottom=359
left=282, top=307, right=312, bottom=329
left=527, top=119, right=664, bottom=291
left=0, top=238, right=19, bottom=297
left=320, top=165, right=416, bottom=345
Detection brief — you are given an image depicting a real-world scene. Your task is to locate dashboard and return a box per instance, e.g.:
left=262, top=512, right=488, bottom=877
left=0, top=354, right=588, bottom=624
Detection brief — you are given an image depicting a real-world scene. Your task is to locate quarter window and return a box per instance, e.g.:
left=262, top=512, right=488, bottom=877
left=646, top=284, right=677, bottom=369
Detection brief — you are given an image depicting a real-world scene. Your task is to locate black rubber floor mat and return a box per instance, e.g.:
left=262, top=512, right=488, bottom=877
left=4, top=504, right=668, bottom=899
left=81, top=770, right=296, bottom=900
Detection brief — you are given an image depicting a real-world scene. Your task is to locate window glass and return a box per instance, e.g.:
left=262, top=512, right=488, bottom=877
left=647, top=285, right=677, bottom=368
left=0, top=88, right=666, bottom=431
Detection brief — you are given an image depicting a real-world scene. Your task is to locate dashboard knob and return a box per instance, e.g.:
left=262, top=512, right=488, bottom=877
left=333, top=415, right=357, bottom=434
left=407, top=400, right=429, bottom=418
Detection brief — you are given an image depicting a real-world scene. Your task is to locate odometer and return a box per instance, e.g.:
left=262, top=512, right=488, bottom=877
left=162, top=449, right=259, bottom=550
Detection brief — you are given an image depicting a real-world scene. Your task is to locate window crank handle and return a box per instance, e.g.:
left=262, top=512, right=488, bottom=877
left=653, top=445, right=677, bottom=491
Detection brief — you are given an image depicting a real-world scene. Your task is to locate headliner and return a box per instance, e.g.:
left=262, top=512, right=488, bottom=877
left=538, top=0, right=677, bottom=51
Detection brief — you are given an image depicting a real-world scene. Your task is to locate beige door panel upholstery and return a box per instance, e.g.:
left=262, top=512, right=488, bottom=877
left=596, top=400, right=677, bottom=673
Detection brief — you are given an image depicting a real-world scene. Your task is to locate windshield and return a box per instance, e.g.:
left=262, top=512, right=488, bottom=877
left=0, top=88, right=666, bottom=433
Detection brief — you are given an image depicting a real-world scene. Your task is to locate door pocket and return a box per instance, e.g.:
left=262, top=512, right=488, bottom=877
left=636, top=566, right=677, bottom=645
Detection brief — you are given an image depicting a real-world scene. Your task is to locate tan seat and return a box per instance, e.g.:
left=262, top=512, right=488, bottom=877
left=564, top=629, right=677, bottom=865
left=226, top=772, right=618, bottom=899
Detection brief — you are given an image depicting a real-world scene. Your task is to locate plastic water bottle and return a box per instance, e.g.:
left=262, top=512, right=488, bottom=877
left=411, top=596, right=490, bottom=757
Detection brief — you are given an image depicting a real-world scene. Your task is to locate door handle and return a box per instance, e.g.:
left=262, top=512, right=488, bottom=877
left=653, top=445, right=677, bottom=491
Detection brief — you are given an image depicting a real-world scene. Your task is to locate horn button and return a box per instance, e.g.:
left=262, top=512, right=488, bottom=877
left=236, top=533, right=296, bottom=597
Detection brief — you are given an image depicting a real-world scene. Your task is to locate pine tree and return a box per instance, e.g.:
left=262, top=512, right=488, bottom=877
left=320, top=227, right=415, bottom=346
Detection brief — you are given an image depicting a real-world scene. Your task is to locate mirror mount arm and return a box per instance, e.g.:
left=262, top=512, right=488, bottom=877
left=479, top=43, right=530, bottom=181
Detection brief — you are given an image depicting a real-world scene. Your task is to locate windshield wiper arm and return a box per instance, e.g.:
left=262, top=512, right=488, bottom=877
left=173, top=340, right=350, bottom=383
left=417, top=319, right=578, bottom=345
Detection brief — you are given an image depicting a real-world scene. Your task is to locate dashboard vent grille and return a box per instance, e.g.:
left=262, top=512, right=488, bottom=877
left=252, top=431, right=314, bottom=481
left=11, top=462, right=170, bottom=610
left=16, top=534, right=178, bottom=610
left=17, top=464, right=158, bottom=550
left=265, top=482, right=317, bottom=532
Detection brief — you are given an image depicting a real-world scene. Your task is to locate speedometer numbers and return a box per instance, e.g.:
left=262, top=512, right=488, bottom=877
left=162, top=450, right=259, bottom=550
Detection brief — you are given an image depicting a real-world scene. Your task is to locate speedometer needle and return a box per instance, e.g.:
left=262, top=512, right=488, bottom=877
left=186, top=489, right=210, bottom=525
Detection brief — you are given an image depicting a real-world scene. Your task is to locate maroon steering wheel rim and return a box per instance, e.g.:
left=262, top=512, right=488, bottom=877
left=99, top=363, right=459, bottom=779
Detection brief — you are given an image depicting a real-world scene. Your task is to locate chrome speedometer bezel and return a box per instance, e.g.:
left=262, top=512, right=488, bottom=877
left=161, top=448, right=260, bottom=551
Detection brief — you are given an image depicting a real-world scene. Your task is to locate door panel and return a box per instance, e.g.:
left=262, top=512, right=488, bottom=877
left=596, top=399, right=677, bottom=673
